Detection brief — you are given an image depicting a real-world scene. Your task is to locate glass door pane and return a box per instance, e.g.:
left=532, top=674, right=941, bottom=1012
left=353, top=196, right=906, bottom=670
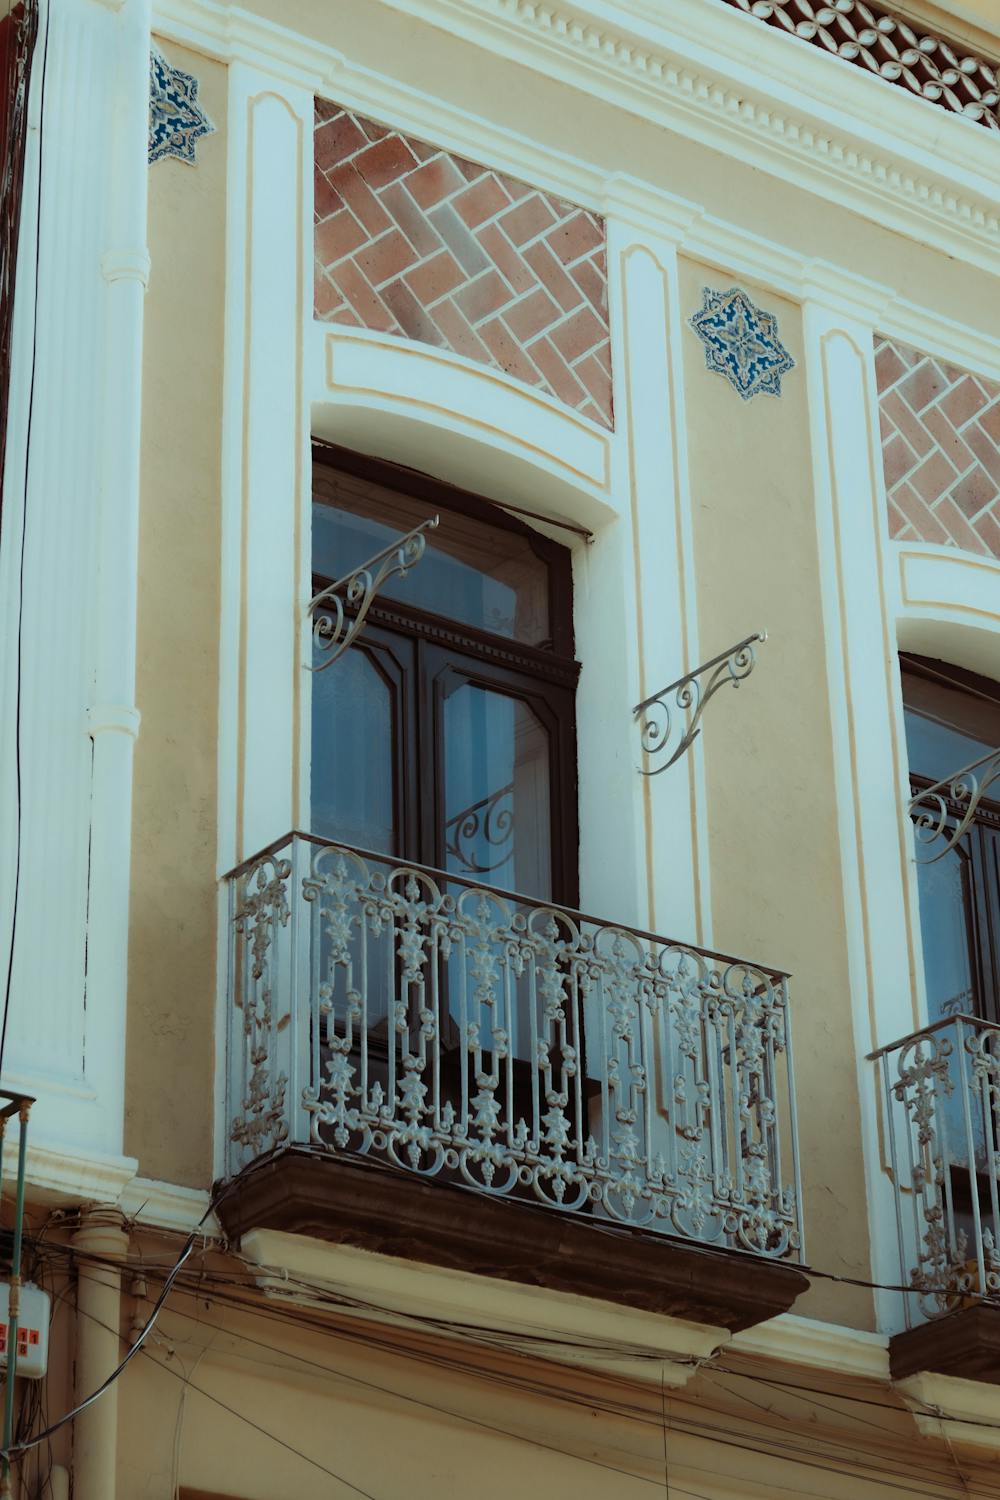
left=311, top=644, right=397, bottom=853
left=441, top=682, right=552, bottom=901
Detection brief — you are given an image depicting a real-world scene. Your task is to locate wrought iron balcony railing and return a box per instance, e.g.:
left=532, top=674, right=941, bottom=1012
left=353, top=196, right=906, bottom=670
left=225, top=834, right=803, bottom=1261
left=872, top=1014, right=1000, bottom=1325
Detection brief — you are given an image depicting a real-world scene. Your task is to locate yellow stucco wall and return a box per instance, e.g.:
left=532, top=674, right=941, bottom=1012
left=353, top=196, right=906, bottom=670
left=114, top=1277, right=997, bottom=1500
left=125, top=46, right=228, bottom=1187
left=679, top=259, right=871, bottom=1326
left=125, top=2, right=994, bottom=1326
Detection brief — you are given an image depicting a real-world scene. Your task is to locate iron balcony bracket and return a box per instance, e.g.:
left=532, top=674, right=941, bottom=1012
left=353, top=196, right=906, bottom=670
left=633, top=631, right=767, bottom=775
left=307, top=515, right=440, bottom=674
left=909, top=744, right=1000, bottom=863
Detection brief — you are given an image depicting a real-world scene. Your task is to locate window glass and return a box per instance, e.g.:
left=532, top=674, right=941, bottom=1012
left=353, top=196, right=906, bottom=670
left=903, top=665, right=997, bottom=783
left=901, top=656, right=1000, bottom=1025
left=442, top=684, right=551, bottom=901
left=914, top=846, right=978, bottom=1020
left=311, top=646, right=396, bottom=854
left=313, top=465, right=550, bottom=646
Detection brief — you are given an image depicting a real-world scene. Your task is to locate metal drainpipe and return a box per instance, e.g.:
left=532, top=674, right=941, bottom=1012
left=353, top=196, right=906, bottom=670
left=71, top=1212, right=129, bottom=1500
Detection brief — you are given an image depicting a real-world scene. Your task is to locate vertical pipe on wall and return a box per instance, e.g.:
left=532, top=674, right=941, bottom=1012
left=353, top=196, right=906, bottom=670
left=71, top=1212, right=129, bottom=1500
left=83, top=0, right=150, bottom=1148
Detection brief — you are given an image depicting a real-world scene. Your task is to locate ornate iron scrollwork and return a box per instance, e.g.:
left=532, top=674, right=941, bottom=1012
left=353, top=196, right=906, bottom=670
left=444, top=781, right=514, bottom=874
left=308, top=515, right=439, bottom=674
left=226, top=834, right=803, bottom=1260
left=909, top=745, right=1000, bottom=863
left=633, top=632, right=767, bottom=775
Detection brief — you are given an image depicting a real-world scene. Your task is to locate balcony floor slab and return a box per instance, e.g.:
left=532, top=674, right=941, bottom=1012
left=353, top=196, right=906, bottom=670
left=218, top=1149, right=808, bottom=1343
left=890, top=1305, right=1000, bottom=1386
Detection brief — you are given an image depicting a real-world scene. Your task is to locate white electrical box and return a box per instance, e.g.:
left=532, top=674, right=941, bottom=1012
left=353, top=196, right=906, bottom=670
left=0, top=1283, right=50, bottom=1379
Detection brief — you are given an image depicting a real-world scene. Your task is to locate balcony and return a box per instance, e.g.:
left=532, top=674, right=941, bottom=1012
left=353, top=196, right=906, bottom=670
left=873, top=1014, right=1000, bottom=1382
left=220, top=834, right=807, bottom=1334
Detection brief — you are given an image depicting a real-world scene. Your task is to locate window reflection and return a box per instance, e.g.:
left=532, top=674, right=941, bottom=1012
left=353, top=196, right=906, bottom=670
left=442, top=686, right=551, bottom=901
left=902, top=655, right=1000, bottom=1026
left=311, top=646, right=396, bottom=854
left=313, top=466, right=550, bottom=646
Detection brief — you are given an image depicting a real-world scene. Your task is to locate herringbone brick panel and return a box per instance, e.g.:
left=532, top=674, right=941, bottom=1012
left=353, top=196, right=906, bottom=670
left=875, top=334, right=1000, bottom=560
left=314, top=101, right=612, bottom=429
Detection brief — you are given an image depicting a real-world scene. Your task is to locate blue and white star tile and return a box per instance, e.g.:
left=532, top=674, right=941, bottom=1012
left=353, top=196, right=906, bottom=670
left=688, top=286, right=795, bottom=402
left=149, top=47, right=215, bottom=166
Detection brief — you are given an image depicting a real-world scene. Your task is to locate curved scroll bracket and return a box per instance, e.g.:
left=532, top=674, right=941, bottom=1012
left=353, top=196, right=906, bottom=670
left=307, top=516, right=440, bottom=674
left=633, top=632, right=767, bottom=776
left=909, top=745, right=1000, bottom=863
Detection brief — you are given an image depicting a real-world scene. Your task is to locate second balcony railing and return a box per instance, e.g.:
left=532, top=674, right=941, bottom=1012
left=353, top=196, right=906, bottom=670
left=225, top=834, right=803, bottom=1261
left=873, top=1014, right=1000, bottom=1324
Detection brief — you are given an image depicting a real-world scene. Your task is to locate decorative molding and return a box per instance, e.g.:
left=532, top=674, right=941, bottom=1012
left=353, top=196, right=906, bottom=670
left=100, top=248, right=152, bottom=287
left=333, top=0, right=1000, bottom=272
left=688, top=287, right=795, bottom=400
left=10, top=1142, right=139, bottom=1205
left=319, top=325, right=612, bottom=497
left=85, top=703, right=142, bottom=739
left=720, top=0, right=1000, bottom=131
left=239, top=1225, right=732, bottom=1390
left=117, top=1174, right=217, bottom=1233
left=898, top=543, right=1000, bottom=623
left=152, top=0, right=1000, bottom=277
left=898, top=1371, right=1000, bottom=1452
left=731, top=1310, right=890, bottom=1378
left=149, top=44, right=215, bottom=165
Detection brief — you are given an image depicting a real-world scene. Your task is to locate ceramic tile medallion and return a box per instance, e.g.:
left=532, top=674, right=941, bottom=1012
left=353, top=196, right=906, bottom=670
left=688, top=286, right=795, bottom=402
left=148, top=47, right=215, bottom=166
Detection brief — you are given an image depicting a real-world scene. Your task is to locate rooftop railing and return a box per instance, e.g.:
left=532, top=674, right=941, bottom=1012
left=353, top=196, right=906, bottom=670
left=872, top=1014, right=1000, bottom=1325
left=225, top=833, right=803, bottom=1261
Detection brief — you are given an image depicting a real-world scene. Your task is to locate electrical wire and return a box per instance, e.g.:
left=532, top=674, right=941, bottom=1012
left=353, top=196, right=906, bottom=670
left=0, top=1184, right=235, bottom=1461
left=15, top=1211, right=1000, bottom=1495
left=73, top=1282, right=1000, bottom=1500
left=45, top=1229, right=1000, bottom=1500
left=27, top=1222, right=1000, bottom=1449
left=138, top=1343, right=381, bottom=1499
left=71, top=1297, right=718, bottom=1500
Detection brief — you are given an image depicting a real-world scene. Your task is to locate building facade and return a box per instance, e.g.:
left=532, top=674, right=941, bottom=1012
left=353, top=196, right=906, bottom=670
left=2, top=0, right=1000, bottom=1494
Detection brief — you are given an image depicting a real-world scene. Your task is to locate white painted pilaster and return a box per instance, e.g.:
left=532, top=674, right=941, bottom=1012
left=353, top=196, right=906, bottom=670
left=604, top=182, right=709, bottom=947
left=800, top=264, right=922, bottom=1329
left=218, top=66, right=312, bottom=875
left=0, top=0, right=150, bottom=1165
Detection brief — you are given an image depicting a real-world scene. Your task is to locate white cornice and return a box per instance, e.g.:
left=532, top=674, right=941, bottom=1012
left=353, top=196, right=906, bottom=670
left=152, top=0, right=1000, bottom=377
left=12, top=1141, right=139, bottom=1205
left=154, top=0, right=1000, bottom=278
left=118, top=1174, right=217, bottom=1233
left=382, top=0, right=1000, bottom=269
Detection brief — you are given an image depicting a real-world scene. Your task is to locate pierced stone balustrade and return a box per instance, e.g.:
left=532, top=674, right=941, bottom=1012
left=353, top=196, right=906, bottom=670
left=224, top=833, right=803, bottom=1267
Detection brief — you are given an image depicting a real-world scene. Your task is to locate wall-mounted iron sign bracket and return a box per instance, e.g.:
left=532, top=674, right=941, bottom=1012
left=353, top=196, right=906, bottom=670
left=633, top=632, right=767, bottom=775
left=909, top=745, right=1000, bottom=863
left=307, top=515, right=440, bottom=674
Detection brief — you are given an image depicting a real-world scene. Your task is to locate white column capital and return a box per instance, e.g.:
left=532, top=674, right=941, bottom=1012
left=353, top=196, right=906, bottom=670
left=602, top=174, right=703, bottom=250
left=798, top=259, right=896, bottom=329
left=85, top=703, right=141, bottom=739
left=101, top=248, right=151, bottom=288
